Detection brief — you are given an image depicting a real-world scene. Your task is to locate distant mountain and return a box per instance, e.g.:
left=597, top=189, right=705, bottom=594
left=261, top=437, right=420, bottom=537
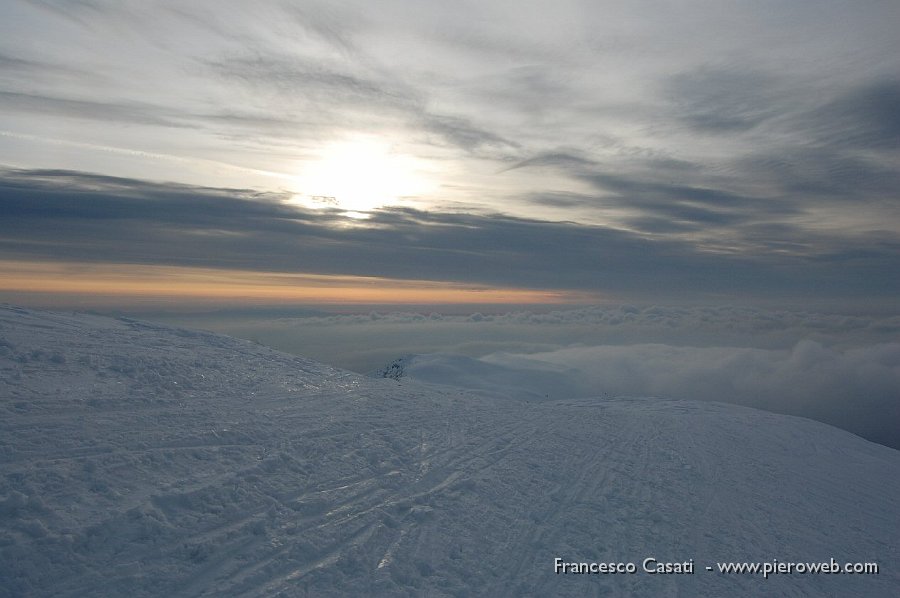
left=2, top=306, right=898, bottom=596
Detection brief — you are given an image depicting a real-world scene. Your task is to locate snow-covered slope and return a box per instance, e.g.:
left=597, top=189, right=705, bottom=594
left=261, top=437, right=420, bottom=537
left=1, top=306, right=898, bottom=597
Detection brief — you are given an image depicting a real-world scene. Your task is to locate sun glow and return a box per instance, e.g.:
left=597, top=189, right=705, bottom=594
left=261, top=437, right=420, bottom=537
left=292, top=137, right=434, bottom=213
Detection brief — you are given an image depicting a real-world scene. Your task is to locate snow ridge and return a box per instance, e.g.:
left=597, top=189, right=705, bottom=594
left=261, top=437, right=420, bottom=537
left=1, top=306, right=898, bottom=597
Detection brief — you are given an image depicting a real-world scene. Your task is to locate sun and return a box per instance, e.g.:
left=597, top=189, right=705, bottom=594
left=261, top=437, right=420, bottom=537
left=292, top=136, right=433, bottom=214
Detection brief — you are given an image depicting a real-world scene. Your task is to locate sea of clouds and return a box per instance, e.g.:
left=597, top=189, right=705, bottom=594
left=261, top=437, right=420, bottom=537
left=163, top=305, right=900, bottom=448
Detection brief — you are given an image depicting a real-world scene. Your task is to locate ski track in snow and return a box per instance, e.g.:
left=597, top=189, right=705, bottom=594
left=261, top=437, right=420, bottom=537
left=1, top=305, right=898, bottom=597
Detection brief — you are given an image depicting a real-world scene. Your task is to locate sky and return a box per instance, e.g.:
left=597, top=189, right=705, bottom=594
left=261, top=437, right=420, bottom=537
left=1, top=1, right=898, bottom=448
left=1, top=0, right=899, bottom=310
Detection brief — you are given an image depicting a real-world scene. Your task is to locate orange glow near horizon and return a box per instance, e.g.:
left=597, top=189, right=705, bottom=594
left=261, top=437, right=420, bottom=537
left=0, top=260, right=596, bottom=306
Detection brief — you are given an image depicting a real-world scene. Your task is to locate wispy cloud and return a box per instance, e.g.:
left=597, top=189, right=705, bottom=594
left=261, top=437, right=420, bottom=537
left=0, top=90, right=186, bottom=127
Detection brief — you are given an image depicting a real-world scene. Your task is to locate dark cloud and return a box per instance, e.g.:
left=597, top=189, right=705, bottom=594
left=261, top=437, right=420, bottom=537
left=507, top=152, right=794, bottom=232
left=506, top=153, right=787, bottom=234
left=422, top=114, right=520, bottom=154
left=574, top=171, right=803, bottom=236
left=735, top=145, right=900, bottom=201
left=509, top=107, right=896, bottom=243
left=654, top=68, right=900, bottom=225
left=713, top=78, right=900, bottom=205
left=501, top=152, right=594, bottom=173
left=666, top=68, right=783, bottom=133
left=801, top=79, right=900, bottom=150
left=620, top=216, right=698, bottom=234
left=1, top=168, right=897, bottom=303
left=664, top=64, right=900, bottom=154
left=585, top=172, right=768, bottom=209
left=521, top=191, right=596, bottom=209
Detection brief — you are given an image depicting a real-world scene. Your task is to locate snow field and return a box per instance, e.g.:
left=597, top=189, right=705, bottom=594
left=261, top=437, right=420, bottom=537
left=1, top=306, right=898, bottom=596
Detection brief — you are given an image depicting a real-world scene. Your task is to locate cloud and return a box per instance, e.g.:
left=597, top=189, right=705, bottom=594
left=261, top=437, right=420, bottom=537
left=0, top=90, right=185, bottom=128
left=501, top=152, right=595, bottom=173
left=206, top=49, right=520, bottom=158
left=551, top=164, right=810, bottom=240
left=422, top=114, right=520, bottom=155
left=510, top=116, right=898, bottom=250
left=297, top=304, right=900, bottom=335
left=800, top=79, right=900, bottom=150
left=666, top=67, right=784, bottom=133
left=207, top=54, right=420, bottom=115
left=1, top=168, right=897, bottom=304
left=735, top=145, right=900, bottom=201
left=715, top=78, right=900, bottom=206
left=178, top=304, right=900, bottom=383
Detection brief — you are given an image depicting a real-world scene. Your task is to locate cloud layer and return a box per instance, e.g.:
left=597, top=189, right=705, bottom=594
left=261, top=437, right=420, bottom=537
left=1, top=169, right=897, bottom=307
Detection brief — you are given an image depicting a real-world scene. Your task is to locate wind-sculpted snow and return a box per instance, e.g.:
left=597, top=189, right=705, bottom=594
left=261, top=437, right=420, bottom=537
left=1, top=306, right=898, bottom=596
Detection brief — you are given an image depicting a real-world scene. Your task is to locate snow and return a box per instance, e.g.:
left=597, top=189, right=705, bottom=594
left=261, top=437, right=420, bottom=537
left=1, top=305, right=898, bottom=596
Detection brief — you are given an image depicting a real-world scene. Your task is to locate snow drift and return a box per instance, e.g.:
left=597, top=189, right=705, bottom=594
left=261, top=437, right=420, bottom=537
left=1, top=306, right=898, bottom=596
